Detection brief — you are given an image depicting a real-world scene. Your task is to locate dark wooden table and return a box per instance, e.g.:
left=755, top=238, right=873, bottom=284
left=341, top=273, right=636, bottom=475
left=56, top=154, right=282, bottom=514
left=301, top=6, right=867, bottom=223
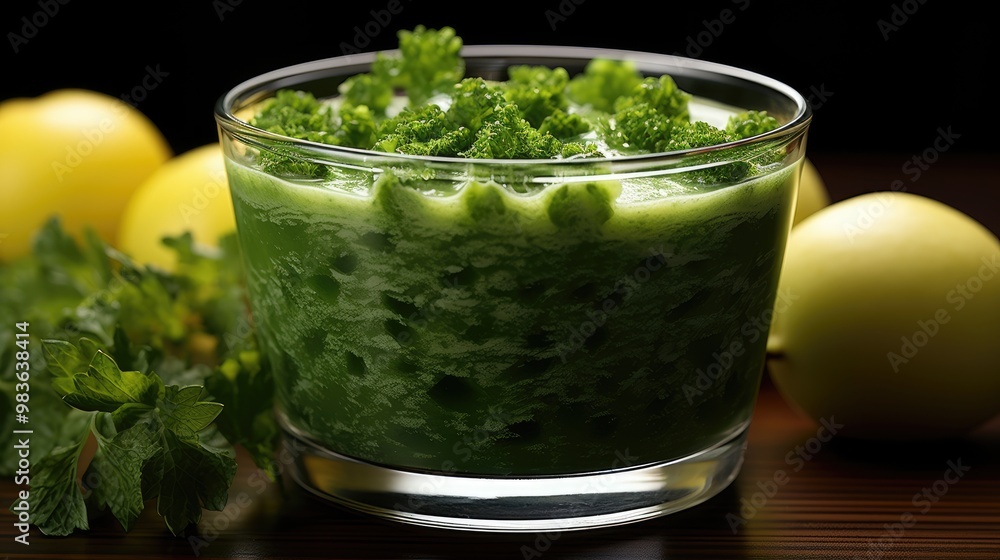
left=2, top=154, right=999, bottom=559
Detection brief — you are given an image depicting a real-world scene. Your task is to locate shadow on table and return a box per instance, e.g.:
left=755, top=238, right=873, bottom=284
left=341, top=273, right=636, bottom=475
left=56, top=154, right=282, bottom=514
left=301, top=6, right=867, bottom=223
left=820, top=426, right=1000, bottom=476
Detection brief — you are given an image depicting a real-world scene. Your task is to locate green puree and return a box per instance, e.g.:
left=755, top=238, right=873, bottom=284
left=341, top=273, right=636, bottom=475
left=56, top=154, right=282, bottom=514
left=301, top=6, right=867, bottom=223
left=229, top=164, right=796, bottom=475
left=227, top=27, right=799, bottom=475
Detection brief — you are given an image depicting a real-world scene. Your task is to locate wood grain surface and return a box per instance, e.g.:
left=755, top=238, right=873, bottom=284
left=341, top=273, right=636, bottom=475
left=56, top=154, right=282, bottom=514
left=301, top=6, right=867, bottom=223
left=2, top=154, right=998, bottom=559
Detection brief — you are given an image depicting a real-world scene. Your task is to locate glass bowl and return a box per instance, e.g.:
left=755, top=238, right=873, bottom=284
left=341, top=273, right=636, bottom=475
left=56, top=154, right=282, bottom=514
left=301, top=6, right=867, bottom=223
left=215, top=44, right=811, bottom=532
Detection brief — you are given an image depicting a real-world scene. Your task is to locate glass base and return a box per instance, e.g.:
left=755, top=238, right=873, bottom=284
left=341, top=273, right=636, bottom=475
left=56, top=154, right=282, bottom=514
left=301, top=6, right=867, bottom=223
left=281, top=418, right=748, bottom=532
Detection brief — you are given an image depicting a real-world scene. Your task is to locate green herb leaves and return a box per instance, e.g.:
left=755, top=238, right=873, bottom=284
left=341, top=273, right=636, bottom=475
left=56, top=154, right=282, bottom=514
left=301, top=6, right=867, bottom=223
left=27, top=411, right=92, bottom=536
left=0, top=218, right=277, bottom=537
left=42, top=346, right=239, bottom=537
left=61, top=351, right=160, bottom=412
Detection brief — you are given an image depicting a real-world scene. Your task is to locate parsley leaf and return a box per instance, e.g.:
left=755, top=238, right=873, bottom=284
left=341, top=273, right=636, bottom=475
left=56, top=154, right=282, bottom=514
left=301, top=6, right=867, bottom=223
left=62, top=351, right=161, bottom=412
left=1, top=219, right=276, bottom=537
left=87, top=414, right=160, bottom=532
left=27, top=410, right=92, bottom=536
left=64, top=351, right=236, bottom=535
left=152, top=426, right=236, bottom=534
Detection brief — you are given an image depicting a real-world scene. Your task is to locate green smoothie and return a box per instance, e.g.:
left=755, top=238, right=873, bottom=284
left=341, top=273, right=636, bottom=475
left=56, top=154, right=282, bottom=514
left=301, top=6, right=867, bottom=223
left=223, top=27, right=802, bottom=476
left=228, top=161, right=796, bottom=475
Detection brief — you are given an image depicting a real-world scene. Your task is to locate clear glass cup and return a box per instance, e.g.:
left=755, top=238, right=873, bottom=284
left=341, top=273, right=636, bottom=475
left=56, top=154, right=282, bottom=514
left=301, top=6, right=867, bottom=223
left=215, top=45, right=811, bottom=532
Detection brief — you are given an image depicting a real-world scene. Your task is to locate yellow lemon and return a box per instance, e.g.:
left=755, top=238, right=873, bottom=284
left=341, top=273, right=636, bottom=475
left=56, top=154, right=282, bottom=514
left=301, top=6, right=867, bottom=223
left=0, top=89, right=172, bottom=261
left=118, top=144, right=236, bottom=271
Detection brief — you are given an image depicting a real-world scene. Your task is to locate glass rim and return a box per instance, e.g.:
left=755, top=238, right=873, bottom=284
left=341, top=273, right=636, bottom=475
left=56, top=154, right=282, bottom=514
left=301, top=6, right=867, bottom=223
left=214, top=44, right=812, bottom=168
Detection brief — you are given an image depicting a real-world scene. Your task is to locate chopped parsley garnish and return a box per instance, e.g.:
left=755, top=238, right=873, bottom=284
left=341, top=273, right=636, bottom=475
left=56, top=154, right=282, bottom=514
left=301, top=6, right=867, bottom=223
left=246, top=26, right=781, bottom=174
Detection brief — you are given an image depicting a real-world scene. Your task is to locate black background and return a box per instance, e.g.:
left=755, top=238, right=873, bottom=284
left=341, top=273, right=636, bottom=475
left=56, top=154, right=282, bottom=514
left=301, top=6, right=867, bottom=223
left=0, top=0, right=994, bottom=157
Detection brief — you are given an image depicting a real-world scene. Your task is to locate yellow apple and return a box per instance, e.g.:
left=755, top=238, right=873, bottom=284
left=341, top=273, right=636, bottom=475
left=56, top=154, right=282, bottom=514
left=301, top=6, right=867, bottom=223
left=768, top=191, right=1000, bottom=439
left=792, top=158, right=831, bottom=226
